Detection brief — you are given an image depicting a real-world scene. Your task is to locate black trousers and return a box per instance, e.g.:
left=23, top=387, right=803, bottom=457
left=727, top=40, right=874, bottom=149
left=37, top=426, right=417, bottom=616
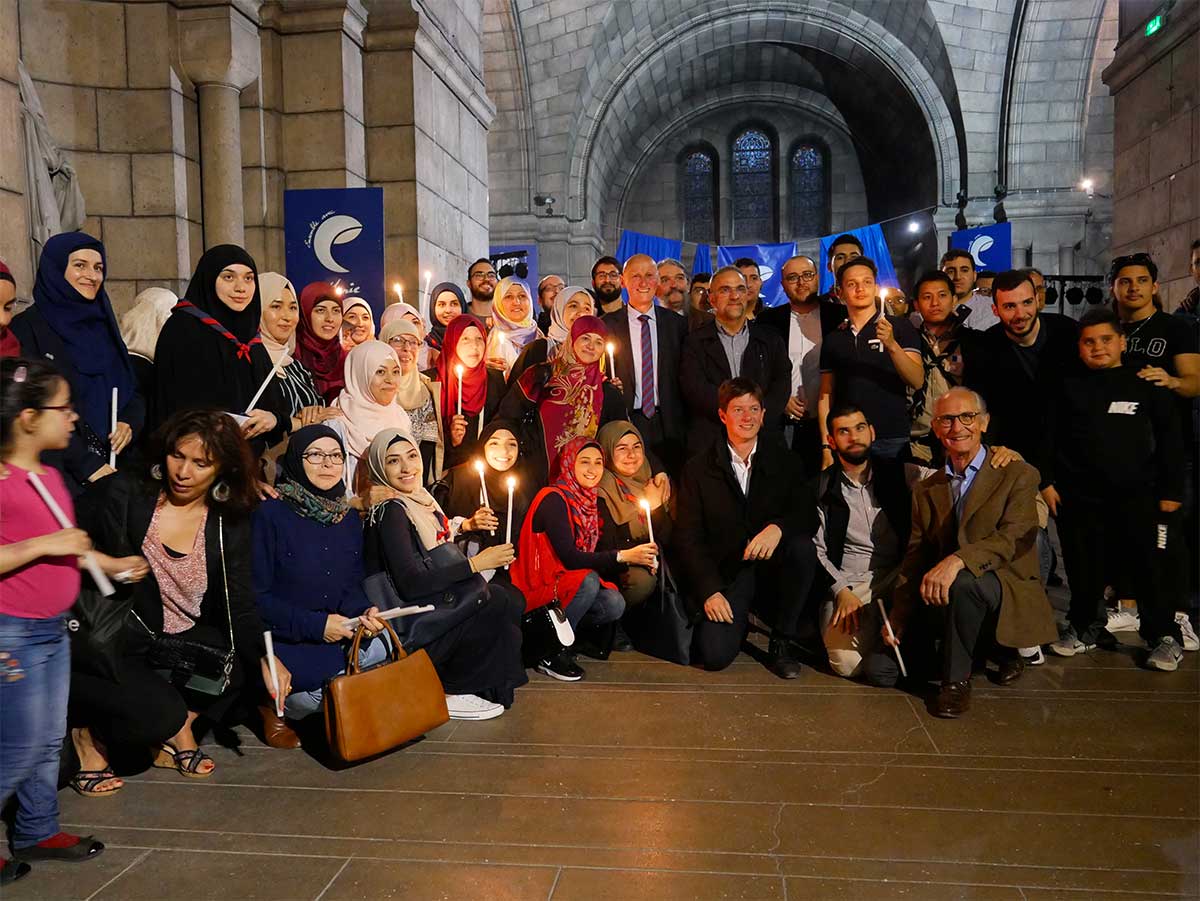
left=1059, top=489, right=1180, bottom=645
left=630, top=409, right=683, bottom=477
left=692, top=533, right=817, bottom=671
left=785, top=417, right=822, bottom=480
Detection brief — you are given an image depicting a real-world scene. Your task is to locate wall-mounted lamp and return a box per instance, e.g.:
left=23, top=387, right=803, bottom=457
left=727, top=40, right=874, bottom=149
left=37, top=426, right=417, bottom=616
left=534, top=194, right=556, bottom=216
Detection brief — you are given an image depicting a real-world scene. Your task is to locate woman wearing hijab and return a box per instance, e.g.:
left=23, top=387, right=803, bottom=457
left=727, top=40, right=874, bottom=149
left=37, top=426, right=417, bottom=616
left=497, top=315, right=625, bottom=488
left=257, top=273, right=333, bottom=429
left=426, top=282, right=467, bottom=369
left=508, top=285, right=595, bottom=385
left=513, top=436, right=655, bottom=680
left=484, top=277, right=541, bottom=377
left=436, top=314, right=506, bottom=471
left=12, top=233, right=142, bottom=467
left=152, top=245, right=288, bottom=447
left=0, top=260, right=18, bottom=359
left=252, top=425, right=386, bottom=743
left=596, top=420, right=674, bottom=610
left=339, top=295, right=375, bottom=350
left=438, top=419, right=532, bottom=581
left=119, top=287, right=178, bottom=408
left=380, top=319, right=443, bottom=483
left=294, top=282, right=346, bottom=403
left=363, top=428, right=527, bottom=719
left=328, top=340, right=413, bottom=491
left=381, top=301, right=431, bottom=370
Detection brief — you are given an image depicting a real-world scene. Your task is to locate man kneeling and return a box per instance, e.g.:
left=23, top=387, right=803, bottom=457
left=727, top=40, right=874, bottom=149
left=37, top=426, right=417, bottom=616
left=674, top=378, right=819, bottom=679
left=873, top=388, right=1057, bottom=717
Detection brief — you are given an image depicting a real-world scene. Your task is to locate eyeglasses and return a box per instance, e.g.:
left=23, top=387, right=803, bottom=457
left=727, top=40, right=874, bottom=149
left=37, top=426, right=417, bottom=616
left=594, top=271, right=621, bottom=282
left=932, top=411, right=981, bottom=428
left=389, top=337, right=421, bottom=349
left=712, top=285, right=748, bottom=298
left=782, top=272, right=818, bottom=284
left=302, top=451, right=346, bottom=465
left=470, top=270, right=497, bottom=281
left=38, top=404, right=75, bottom=413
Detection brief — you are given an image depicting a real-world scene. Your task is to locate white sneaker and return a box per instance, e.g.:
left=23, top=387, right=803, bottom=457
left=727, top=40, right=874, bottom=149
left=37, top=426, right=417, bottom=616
left=1018, top=646, right=1045, bottom=666
left=1050, top=633, right=1095, bottom=657
left=1107, top=608, right=1140, bottom=632
left=1146, top=636, right=1184, bottom=672
left=1174, top=612, right=1199, bottom=652
left=445, top=694, right=504, bottom=721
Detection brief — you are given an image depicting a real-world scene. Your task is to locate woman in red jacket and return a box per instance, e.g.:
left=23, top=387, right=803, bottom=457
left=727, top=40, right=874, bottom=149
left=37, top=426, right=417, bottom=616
left=512, top=435, right=656, bottom=681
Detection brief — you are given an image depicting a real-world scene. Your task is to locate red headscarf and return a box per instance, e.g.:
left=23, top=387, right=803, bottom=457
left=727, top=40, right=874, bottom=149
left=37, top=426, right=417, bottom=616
left=551, top=436, right=603, bottom=552
left=436, top=314, right=489, bottom=419
left=295, top=281, right=347, bottom=401
left=519, top=314, right=607, bottom=470
left=0, top=259, right=18, bottom=358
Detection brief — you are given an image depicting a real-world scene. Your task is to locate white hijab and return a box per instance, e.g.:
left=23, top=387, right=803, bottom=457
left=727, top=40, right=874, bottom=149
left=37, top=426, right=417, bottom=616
left=258, top=272, right=298, bottom=368
left=119, top=287, right=177, bottom=360
left=331, top=340, right=413, bottom=458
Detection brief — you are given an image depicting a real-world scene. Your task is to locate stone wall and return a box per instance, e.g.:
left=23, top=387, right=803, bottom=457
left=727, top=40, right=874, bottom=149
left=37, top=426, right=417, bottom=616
left=1103, top=0, right=1199, bottom=310
left=0, top=0, right=32, bottom=292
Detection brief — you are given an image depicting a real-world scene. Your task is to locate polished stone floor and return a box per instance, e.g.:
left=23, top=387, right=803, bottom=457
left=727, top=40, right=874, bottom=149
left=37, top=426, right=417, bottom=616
left=12, top=632, right=1200, bottom=900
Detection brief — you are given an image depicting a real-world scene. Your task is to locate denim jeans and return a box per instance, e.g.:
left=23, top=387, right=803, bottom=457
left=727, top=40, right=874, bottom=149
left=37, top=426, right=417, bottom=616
left=564, top=571, right=626, bottom=631
left=283, top=637, right=390, bottom=720
left=0, top=614, right=69, bottom=848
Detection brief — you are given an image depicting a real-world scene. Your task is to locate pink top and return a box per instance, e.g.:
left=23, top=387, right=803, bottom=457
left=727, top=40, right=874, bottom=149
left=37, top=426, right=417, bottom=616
left=0, top=464, right=82, bottom=618
left=141, top=496, right=208, bottom=634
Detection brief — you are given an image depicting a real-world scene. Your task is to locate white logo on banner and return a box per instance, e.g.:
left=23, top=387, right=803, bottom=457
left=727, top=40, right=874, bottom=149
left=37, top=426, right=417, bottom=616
left=311, top=214, right=363, bottom=273
left=968, top=234, right=994, bottom=267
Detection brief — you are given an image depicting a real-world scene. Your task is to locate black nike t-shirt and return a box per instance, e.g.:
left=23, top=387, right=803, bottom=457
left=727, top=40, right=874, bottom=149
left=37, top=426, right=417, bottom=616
left=1121, top=311, right=1198, bottom=438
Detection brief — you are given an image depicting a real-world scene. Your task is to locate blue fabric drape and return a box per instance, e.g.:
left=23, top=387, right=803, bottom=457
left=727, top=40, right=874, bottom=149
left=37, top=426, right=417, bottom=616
left=818, top=224, right=899, bottom=294
left=616, top=230, right=682, bottom=266
left=716, top=242, right=797, bottom=308
left=691, top=244, right=712, bottom=276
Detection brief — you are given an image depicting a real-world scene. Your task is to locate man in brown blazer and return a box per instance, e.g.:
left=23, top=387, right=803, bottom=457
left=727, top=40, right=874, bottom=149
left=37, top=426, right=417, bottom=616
left=881, top=387, right=1057, bottom=718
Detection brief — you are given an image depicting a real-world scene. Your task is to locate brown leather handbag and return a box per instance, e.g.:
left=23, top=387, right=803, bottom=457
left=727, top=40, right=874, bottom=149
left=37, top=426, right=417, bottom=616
left=323, top=620, right=449, bottom=763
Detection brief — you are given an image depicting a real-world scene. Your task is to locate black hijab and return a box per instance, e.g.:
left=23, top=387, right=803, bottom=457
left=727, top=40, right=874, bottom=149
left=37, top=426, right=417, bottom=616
left=181, top=244, right=262, bottom=343
left=275, top=424, right=351, bottom=524
left=441, top=419, right=531, bottom=527
left=427, top=281, right=468, bottom=351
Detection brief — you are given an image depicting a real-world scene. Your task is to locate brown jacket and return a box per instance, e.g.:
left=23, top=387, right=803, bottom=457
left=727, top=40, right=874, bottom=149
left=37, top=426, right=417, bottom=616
left=893, top=450, right=1057, bottom=648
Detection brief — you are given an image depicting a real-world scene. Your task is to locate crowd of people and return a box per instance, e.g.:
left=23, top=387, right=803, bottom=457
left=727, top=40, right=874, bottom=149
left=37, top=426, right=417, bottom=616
left=0, top=228, right=1197, bottom=885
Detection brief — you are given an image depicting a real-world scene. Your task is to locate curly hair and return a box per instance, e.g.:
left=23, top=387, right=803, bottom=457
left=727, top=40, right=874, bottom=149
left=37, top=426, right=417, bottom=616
left=151, top=409, right=259, bottom=515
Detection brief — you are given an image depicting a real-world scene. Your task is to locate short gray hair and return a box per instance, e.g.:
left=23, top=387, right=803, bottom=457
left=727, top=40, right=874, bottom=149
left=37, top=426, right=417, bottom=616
left=934, top=386, right=988, bottom=414
left=657, top=257, right=685, bottom=273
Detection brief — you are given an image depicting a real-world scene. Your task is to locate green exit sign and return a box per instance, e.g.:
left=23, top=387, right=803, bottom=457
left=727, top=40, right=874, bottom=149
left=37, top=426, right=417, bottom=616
left=1145, top=14, right=1164, bottom=36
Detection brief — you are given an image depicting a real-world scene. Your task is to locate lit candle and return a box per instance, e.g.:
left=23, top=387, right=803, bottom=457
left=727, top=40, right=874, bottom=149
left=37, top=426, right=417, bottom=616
left=606, top=341, right=615, bottom=376
left=423, top=269, right=432, bottom=318
left=393, top=282, right=402, bottom=304
left=109, top=387, right=118, bottom=468
left=334, top=285, right=345, bottom=297
left=454, top=364, right=464, bottom=416
left=475, top=459, right=494, bottom=536
left=639, top=498, right=655, bottom=547
left=505, top=476, right=516, bottom=547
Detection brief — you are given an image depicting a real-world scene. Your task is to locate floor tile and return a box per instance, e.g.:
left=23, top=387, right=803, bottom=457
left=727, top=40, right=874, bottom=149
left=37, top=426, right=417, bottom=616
left=320, top=859, right=558, bottom=901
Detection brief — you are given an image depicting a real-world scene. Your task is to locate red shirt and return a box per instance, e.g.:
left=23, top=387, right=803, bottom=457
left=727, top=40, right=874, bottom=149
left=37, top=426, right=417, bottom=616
left=0, top=464, right=81, bottom=618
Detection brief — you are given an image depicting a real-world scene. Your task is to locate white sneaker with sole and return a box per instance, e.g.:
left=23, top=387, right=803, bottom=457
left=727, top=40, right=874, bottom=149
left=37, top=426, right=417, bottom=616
left=1050, top=635, right=1095, bottom=657
left=1106, top=608, right=1140, bottom=633
left=445, top=694, right=505, bottom=720
left=1174, top=612, right=1198, bottom=652
left=1146, top=637, right=1184, bottom=672
left=1018, top=646, right=1045, bottom=666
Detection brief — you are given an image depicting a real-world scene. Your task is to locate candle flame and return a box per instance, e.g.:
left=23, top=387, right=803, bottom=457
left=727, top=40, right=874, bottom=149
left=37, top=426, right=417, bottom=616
left=424, top=270, right=431, bottom=280
left=606, top=342, right=615, bottom=353
left=393, top=282, right=401, bottom=295
left=474, top=459, right=485, bottom=473
left=506, top=476, right=516, bottom=489
left=334, top=285, right=345, bottom=296
left=455, top=364, right=464, bottom=377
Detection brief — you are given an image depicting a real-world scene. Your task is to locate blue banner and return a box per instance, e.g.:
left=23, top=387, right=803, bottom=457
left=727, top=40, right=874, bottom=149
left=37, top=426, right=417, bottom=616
left=716, top=241, right=797, bottom=308
left=284, top=188, right=385, bottom=319
left=691, top=244, right=712, bottom=277
left=817, top=225, right=899, bottom=295
left=490, top=244, right=539, bottom=295
left=616, top=230, right=682, bottom=267
left=950, top=222, right=1012, bottom=272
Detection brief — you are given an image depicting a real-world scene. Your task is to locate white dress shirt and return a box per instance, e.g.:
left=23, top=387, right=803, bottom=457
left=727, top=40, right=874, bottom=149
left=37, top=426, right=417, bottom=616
left=961, top=290, right=999, bottom=330
left=626, top=303, right=660, bottom=410
left=788, top=307, right=823, bottom=415
left=727, top=440, right=757, bottom=495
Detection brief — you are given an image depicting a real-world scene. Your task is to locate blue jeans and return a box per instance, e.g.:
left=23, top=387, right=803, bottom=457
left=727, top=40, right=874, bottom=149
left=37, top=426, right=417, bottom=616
left=565, top=571, right=626, bottom=631
left=0, top=614, right=69, bottom=848
left=283, top=638, right=389, bottom=720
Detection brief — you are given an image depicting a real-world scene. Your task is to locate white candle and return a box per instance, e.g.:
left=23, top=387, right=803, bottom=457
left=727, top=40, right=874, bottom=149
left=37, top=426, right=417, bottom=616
left=606, top=342, right=616, bottom=376
left=109, top=386, right=118, bottom=468
left=505, top=476, right=516, bottom=546
left=393, top=282, right=402, bottom=304
left=27, top=471, right=114, bottom=597
left=263, top=630, right=283, bottom=716
left=454, top=364, right=464, bottom=416
left=876, top=597, right=908, bottom=679
left=343, top=604, right=434, bottom=630
left=244, top=359, right=284, bottom=414
left=423, top=269, right=432, bottom=319
left=639, top=498, right=655, bottom=547
left=474, top=459, right=490, bottom=508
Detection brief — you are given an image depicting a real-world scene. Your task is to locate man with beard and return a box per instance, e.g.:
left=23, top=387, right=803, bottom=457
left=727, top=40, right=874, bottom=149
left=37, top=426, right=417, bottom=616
left=535, top=274, right=564, bottom=332
left=757, top=254, right=846, bottom=473
left=688, top=272, right=713, bottom=332
left=591, top=256, right=624, bottom=315
left=656, top=258, right=688, bottom=315
left=466, top=258, right=499, bottom=323
left=942, top=249, right=998, bottom=331
left=736, top=257, right=764, bottom=318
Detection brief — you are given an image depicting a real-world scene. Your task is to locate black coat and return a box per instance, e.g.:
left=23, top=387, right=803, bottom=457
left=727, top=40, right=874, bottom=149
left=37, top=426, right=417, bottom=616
left=679, top=319, right=791, bottom=453
left=672, top=438, right=816, bottom=612
left=75, top=473, right=266, bottom=666
left=601, top=305, right=688, bottom=444
left=754, top=299, right=848, bottom=343
left=812, top=459, right=911, bottom=592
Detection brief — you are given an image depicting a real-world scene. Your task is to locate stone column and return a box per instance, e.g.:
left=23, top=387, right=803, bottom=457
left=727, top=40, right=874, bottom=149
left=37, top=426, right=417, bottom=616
left=177, top=3, right=261, bottom=249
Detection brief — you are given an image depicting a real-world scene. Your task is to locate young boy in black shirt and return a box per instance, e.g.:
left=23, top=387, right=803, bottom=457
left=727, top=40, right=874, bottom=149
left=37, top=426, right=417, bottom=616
left=1039, top=308, right=1185, bottom=670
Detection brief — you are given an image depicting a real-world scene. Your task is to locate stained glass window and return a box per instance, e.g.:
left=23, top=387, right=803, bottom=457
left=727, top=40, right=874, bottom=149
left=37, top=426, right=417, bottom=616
left=789, top=142, right=827, bottom=239
left=680, top=149, right=717, bottom=244
left=732, top=128, right=774, bottom=241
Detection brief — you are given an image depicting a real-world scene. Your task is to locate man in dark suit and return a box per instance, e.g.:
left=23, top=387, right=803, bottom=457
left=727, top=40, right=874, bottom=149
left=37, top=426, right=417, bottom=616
left=679, top=266, right=791, bottom=456
left=602, top=253, right=687, bottom=473
left=875, top=387, right=1058, bottom=718
left=673, top=377, right=818, bottom=679
left=757, top=254, right=847, bottom=473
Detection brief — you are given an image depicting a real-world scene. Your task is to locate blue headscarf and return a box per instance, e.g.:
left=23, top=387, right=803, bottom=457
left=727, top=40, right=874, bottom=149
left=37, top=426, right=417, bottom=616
left=33, top=232, right=135, bottom=439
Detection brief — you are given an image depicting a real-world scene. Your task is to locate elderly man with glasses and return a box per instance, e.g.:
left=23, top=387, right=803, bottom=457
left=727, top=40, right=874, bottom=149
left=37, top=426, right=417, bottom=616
left=871, top=387, right=1057, bottom=718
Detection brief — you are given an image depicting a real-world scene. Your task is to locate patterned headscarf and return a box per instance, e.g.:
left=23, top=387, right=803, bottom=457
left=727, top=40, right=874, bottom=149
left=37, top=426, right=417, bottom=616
left=550, top=435, right=603, bottom=553
left=485, top=276, right=540, bottom=369
left=276, top=423, right=351, bottom=524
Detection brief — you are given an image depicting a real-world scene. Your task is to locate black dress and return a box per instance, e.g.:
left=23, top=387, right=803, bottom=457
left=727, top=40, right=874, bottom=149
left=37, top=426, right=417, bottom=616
left=438, top=368, right=508, bottom=471
left=363, top=502, right=527, bottom=706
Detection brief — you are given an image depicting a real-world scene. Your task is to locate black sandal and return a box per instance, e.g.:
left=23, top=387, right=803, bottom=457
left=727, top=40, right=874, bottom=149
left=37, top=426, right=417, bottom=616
left=69, top=769, right=123, bottom=798
left=0, top=859, right=31, bottom=885
left=13, top=834, right=104, bottom=863
left=153, top=741, right=214, bottom=779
